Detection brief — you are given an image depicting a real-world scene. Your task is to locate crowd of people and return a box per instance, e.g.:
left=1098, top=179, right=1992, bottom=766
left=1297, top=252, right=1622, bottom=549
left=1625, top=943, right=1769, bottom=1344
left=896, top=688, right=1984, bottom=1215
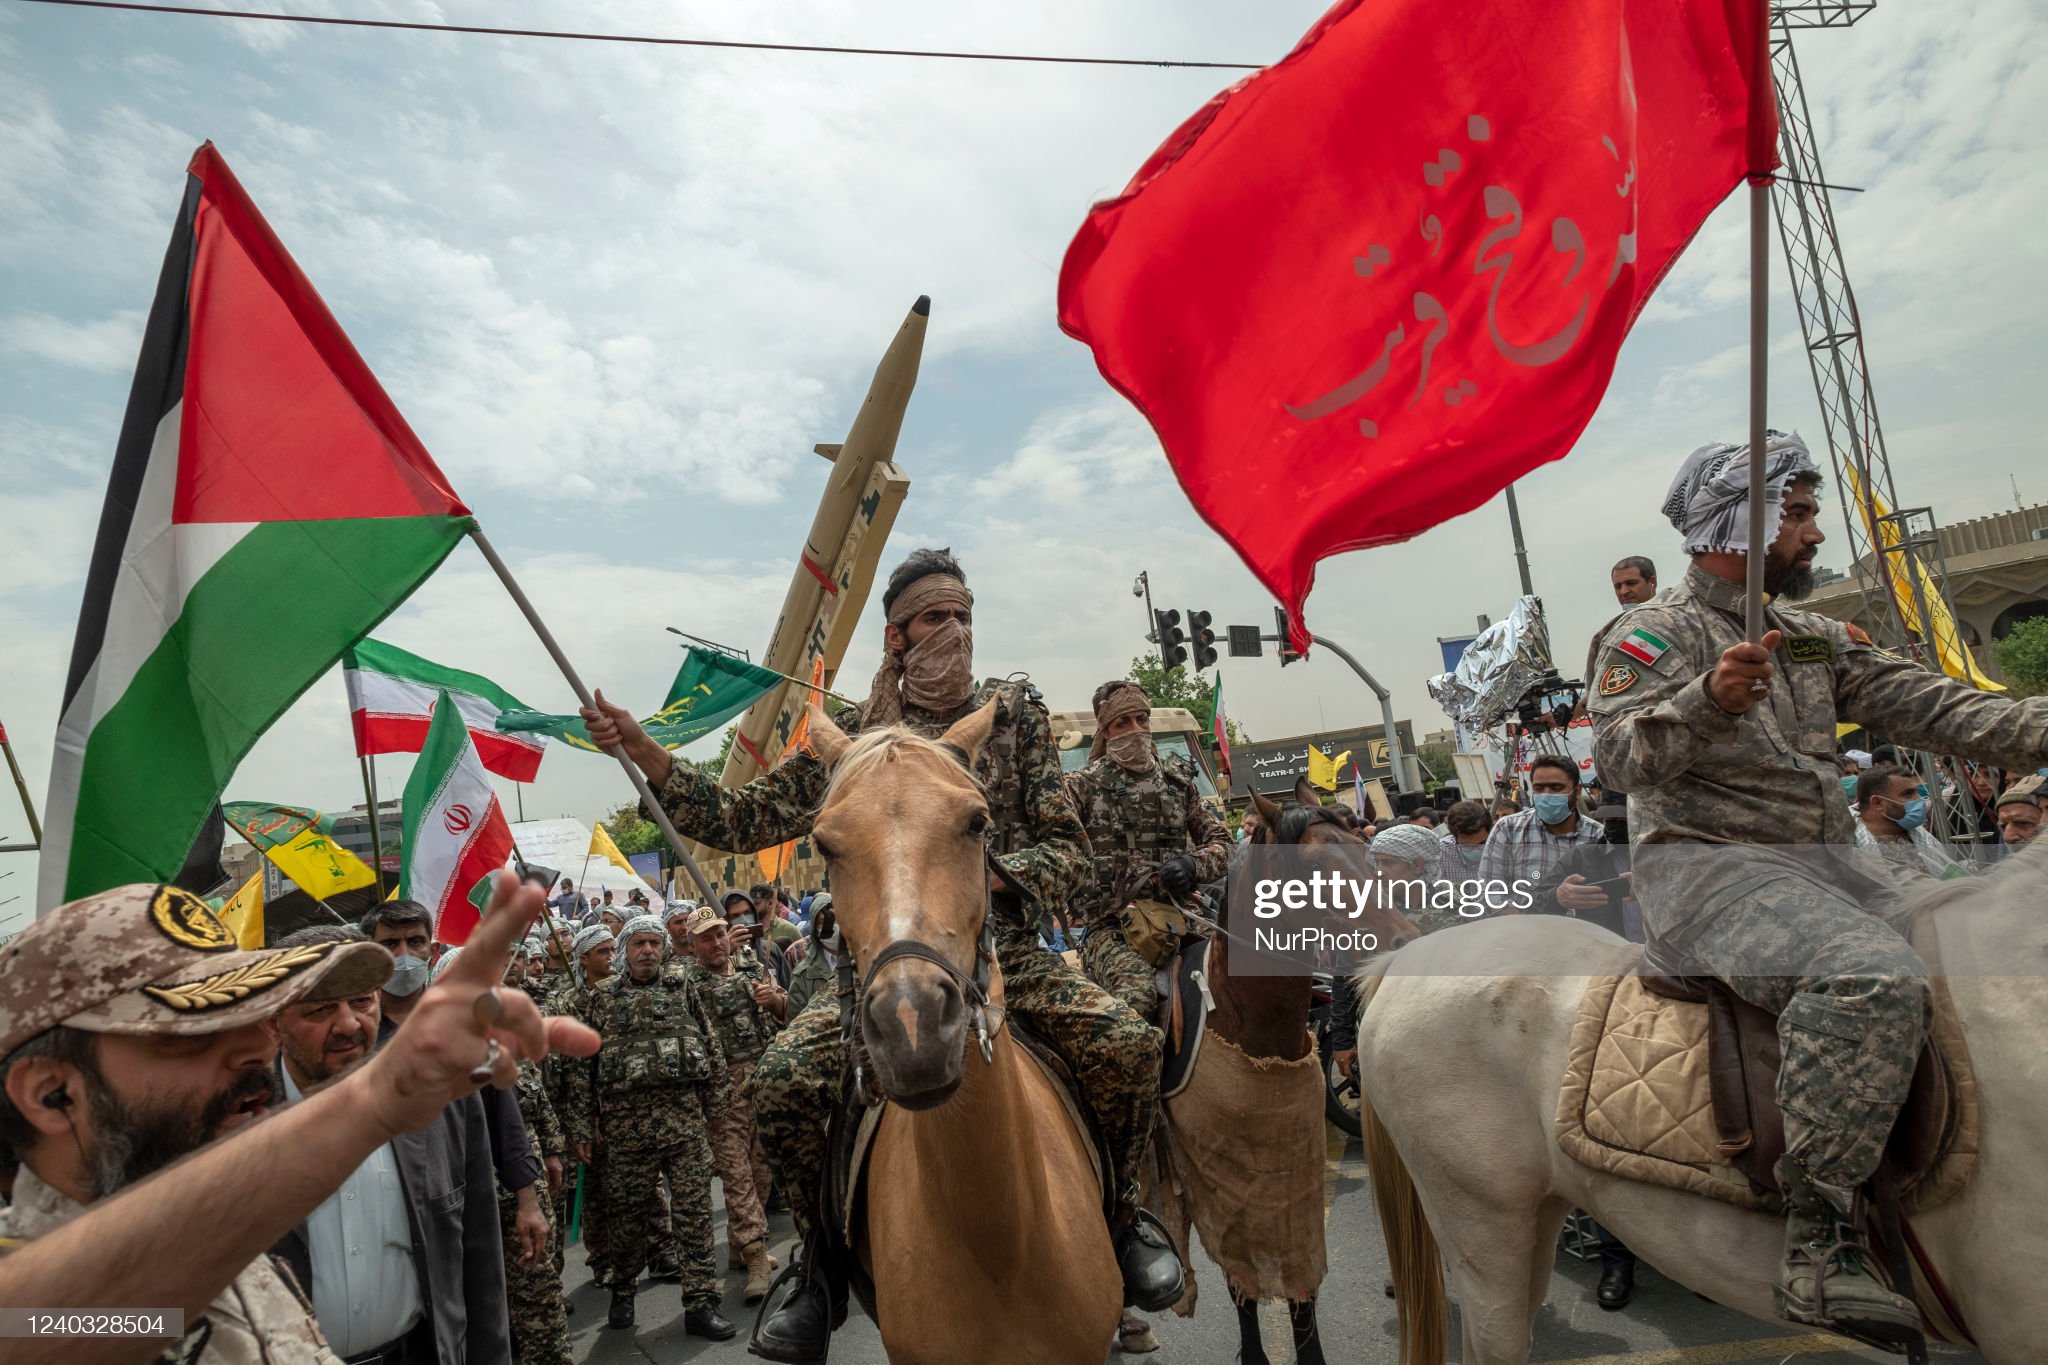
left=3, top=440, right=2045, bottom=1365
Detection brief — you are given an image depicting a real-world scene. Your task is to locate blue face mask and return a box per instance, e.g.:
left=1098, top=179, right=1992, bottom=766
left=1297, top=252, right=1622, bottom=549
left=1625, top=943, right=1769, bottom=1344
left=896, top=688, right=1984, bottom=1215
left=1895, top=796, right=1929, bottom=833
left=1840, top=775, right=1860, bottom=799
left=1532, top=792, right=1575, bottom=826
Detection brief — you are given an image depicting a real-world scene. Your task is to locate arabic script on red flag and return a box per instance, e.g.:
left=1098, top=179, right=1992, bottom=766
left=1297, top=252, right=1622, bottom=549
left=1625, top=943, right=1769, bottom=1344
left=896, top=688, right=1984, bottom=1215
left=1059, top=0, right=1776, bottom=650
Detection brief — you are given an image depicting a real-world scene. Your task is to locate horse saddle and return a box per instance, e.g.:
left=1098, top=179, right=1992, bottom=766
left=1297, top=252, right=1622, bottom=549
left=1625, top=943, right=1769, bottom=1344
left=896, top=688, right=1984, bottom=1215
left=1155, top=937, right=1214, bottom=1101
left=822, top=1014, right=1116, bottom=1322
left=1556, top=940, right=1978, bottom=1217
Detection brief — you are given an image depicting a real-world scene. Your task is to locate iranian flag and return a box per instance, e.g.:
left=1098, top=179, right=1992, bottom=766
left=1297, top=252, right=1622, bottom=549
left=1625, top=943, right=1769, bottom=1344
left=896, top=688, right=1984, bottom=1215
left=40, top=144, right=470, bottom=912
left=400, top=691, right=514, bottom=945
left=1207, top=673, right=1231, bottom=777
left=344, top=639, right=545, bottom=781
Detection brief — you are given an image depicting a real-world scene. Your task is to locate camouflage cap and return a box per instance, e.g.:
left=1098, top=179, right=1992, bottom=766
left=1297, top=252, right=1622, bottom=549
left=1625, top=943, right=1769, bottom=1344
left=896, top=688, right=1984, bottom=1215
left=1997, top=774, right=2045, bottom=809
left=0, top=885, right=394, bottom=1057
left=684, top=906, right=728, bottom=938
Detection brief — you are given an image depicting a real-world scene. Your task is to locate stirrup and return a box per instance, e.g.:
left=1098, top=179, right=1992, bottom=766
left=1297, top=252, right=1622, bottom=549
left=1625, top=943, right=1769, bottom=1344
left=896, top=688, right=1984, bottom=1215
left=748, top=1258, right=827, bottom=1364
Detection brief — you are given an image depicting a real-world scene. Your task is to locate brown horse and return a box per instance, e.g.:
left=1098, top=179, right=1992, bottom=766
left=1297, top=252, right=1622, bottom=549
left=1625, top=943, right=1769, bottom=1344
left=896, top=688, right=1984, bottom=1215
left=1150, top=784, right=1417, bottom=1365
left=807, top=701, right=1120, bottom=1365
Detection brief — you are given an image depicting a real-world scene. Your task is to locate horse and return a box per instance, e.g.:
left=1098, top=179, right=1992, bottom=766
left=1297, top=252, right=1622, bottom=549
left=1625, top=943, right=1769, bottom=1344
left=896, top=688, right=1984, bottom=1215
left=1148, top=784, right=1417, bottom=1365
left=1358, top=840, right=2048, bottom=1364
left=805, top=700, right=1121, bottom=1365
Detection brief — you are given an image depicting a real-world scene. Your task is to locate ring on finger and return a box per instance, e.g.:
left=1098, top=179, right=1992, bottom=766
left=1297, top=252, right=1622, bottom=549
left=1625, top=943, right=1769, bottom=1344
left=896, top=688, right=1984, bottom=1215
left=468, top=1037, right=502, bottom=1086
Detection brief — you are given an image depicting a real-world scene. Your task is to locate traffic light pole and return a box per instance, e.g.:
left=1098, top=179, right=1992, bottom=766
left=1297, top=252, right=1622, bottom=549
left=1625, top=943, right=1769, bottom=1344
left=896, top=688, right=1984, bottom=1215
left=1306, top=633, right=1413, bottom=793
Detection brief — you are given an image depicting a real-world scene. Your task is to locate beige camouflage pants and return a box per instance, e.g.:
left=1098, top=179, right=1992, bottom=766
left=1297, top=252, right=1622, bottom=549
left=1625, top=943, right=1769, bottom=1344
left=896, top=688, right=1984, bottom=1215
left=1079, top=922, right=1158, bottom=1021
left=709, top=1055, right=774, bottom=1252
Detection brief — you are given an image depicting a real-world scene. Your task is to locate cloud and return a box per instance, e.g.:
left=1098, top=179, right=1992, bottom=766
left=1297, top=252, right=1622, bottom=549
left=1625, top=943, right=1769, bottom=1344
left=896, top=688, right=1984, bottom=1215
left=0, top=308, right=143, bottom=373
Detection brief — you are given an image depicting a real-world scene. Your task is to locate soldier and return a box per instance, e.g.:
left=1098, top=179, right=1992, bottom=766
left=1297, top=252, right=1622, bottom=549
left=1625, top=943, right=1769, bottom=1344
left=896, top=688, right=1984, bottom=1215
left=492, top=942, right=573, bottom=1364
left=681, top=904, right=787, bottom=1301
left=1590, top=433, right=2048, bottom=1349
left=545, top=923, right=615, bottom=1292
left=1063, top=679, right=1231, bottom=1017
left=583, top=547, right=1181, bottom=1364
left=0, top=883, right=393, bottom=1363
left=566, top=916, right=734, bottom=1339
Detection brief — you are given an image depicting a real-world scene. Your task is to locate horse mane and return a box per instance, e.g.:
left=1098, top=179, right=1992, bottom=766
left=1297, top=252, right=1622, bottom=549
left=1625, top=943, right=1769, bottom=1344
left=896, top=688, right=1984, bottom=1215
left=819, top=724, right=972, bottom=807
left=1895, top=833, right=2048, bottom=921
left=1268, top=802, right=1355, bottom=845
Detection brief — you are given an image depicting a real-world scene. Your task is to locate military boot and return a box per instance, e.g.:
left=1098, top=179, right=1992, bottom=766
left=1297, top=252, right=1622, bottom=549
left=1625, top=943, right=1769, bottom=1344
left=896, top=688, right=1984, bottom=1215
left=1775, top=1166, right=1922, bottom=1350
left=749, top=1230, right=847, bottom=1364
left=606, top=1285, right=636, bottom=1330
left=1113, top=1206, right=1186, bottom=1312
left=743, top=1241, right=778, bottom=1303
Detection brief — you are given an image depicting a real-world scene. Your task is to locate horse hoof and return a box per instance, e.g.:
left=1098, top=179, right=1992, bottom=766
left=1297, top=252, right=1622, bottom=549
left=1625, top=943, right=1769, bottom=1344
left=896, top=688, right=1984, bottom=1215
left=1118, top=1310, right=1160, bottom=1354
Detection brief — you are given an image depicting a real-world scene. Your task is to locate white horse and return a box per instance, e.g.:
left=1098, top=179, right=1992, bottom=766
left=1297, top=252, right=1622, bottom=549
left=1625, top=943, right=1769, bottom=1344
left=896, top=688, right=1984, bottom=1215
left=1357, top=840, right=2048, bottom=1365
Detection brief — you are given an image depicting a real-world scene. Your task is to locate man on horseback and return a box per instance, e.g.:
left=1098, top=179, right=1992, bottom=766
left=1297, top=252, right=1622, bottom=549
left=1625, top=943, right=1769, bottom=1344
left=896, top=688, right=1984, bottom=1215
left=582, top=548, right=1182, bottom=1362
left=1589, top=433, right=2048, bottom=1348
left=1064, top=678, right=1232, bottom=1017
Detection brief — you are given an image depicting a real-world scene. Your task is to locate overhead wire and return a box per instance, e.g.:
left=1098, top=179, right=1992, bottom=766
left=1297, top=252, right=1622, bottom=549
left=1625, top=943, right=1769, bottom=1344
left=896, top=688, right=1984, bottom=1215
left=12, top=0, right=1265, bottom=70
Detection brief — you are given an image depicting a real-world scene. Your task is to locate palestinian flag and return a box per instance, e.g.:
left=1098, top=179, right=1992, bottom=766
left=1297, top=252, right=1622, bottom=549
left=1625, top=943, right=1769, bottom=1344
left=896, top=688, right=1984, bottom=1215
left=400, top=690, right=514, bottom=945
left=344, top=639, right=545, bottom=781
left=38, top=144, right=470, bottom=912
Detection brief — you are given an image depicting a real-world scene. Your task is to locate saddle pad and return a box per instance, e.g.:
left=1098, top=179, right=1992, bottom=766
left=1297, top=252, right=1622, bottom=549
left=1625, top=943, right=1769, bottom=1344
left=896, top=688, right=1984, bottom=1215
left=1158, top=938, right=1212, bottom=1101
left=1555, top=941, right=1979, bottom=1216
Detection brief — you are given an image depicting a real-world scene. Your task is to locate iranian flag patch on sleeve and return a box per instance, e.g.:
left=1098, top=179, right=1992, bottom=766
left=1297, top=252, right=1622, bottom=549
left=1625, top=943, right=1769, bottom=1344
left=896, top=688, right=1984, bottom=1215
left=1614, top=627, right=1672, bottom=668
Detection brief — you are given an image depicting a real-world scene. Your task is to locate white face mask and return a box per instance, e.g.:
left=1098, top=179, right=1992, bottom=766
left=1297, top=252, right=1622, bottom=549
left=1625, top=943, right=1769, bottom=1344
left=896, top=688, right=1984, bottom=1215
left=384, top=952, right=430, bottom=998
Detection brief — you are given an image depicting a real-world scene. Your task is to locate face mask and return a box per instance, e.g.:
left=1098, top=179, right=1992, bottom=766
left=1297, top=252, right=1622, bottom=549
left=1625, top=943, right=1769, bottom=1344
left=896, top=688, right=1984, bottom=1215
left=899, top=619, right=976, bottom=713
left=1894, top=796, right=1929, bottom=833
left=1453, top=843, right=1484, bottom=866
left=1532, top=792, right=1574, bottom=826
left=384, top=952, right=429, bottom=998
left=1107, top=730, right=1155, bottom=773
left=1840, top=775, right=1860, bottom=799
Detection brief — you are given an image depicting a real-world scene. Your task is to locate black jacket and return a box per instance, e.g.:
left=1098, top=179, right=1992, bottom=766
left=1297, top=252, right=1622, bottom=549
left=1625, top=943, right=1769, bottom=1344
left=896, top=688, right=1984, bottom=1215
left=1530, top=842, right=1634, bottom=938
left=272, top=1019, right=511, bottom=1362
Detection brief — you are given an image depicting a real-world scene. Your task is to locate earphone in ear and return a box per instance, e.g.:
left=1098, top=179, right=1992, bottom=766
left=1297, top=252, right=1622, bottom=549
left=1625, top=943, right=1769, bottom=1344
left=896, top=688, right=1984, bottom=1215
left=40, top=1088, right=71, bottom=1111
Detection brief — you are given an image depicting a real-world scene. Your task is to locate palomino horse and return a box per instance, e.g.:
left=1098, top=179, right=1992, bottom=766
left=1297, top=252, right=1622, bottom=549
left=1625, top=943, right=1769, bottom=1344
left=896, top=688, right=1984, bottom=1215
left=806, top=701, right=1120, bottom=1365
left=1152, top=786, right=1416, bottom=1365
left=1359, top=841, right=2048, bottom=1364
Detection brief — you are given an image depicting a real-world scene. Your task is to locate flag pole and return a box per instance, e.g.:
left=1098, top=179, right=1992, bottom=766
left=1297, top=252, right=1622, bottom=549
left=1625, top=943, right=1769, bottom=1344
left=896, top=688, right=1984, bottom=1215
left=467, top=525, right=719, bottom=901
left=508, top=836, right=576, bottom=963
left=1744, top=0, right=1774, bottom=645
left=0, top=721, right=41, bottom=847
left=358, top=752, right=383, bottom=876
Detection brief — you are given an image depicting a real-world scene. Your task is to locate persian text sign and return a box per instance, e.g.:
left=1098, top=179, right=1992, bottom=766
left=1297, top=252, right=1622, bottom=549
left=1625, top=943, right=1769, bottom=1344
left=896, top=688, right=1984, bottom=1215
left=1060, top=0, right=1774, bottom=649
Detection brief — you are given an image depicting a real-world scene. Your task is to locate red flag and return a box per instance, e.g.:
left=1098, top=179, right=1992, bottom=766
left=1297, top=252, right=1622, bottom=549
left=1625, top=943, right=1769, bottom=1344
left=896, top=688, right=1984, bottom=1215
left=1060, top=1, right=1775, bottom=651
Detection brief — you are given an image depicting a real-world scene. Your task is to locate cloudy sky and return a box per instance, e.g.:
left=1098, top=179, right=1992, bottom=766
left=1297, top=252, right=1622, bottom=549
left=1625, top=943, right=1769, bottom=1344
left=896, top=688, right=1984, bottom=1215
left=2, top=0, right=2043, bottom=926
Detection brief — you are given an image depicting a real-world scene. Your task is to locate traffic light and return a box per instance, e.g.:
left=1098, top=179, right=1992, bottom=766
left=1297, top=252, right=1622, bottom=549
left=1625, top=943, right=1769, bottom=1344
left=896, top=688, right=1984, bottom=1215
left=1275, top=605, right=1303, bottom=666
left=1189, top=608, right=1218, bottom=670
left=1155, top=608, right=1188, bottom=670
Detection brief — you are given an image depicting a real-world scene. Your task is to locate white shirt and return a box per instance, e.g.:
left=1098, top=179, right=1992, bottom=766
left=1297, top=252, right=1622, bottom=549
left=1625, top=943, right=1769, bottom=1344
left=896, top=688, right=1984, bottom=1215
left=282, top=1067, right=423, bottom=1355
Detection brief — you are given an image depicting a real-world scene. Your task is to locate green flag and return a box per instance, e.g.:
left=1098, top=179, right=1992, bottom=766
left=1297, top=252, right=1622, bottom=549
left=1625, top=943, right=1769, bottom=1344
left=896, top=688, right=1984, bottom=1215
left=495, top=648, right=783, bottom=752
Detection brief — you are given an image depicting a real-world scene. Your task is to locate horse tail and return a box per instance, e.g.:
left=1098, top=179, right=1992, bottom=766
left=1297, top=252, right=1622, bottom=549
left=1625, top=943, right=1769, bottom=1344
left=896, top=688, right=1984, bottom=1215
left=1361, top=1094, right=1446, bottom=1365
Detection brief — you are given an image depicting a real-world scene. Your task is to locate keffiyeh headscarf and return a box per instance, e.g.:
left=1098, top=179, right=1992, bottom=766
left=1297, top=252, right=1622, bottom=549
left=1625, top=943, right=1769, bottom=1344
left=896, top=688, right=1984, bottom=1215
left=1661, top=431, right=1820, bottom=556
left=865, top=573, right=976, bottom=726
left=1371, top=823, right=1443, bottom=877
left=620, top=914, right=667, bottom=946
left=1088, top=682, right=1153, bottom=767
left=571, top=924, right=614, bottom=958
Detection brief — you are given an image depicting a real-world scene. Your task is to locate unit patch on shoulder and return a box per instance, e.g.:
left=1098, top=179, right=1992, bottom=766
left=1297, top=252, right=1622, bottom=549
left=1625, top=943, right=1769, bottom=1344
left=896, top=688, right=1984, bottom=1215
left=149, top=885, right=236, bottom=952
left=1599, top=663, right=1640, bottom=696
left=1785, top=635, right=1834, bottom=664
left=1845, top=623, right=1873, bottom=646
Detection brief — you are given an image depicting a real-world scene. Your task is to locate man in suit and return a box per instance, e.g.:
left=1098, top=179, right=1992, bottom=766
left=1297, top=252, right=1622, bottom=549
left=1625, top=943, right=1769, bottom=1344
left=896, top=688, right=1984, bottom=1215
left=266, top=933, right=509, bottom=1364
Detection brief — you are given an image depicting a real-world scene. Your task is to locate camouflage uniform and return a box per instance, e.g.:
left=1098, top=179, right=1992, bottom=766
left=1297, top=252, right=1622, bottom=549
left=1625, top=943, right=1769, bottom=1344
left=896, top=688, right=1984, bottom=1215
left=651, top=678, right=1160, bottom=1227
left=0, top=1166, right=341, bottom=1363
left=540, top=977, right=607, bottom=1284
left=565, top=964, right=728, bottom=1310
left=499, top=1059, right=572, bottom=1365
left=1590, top=562, right=2048, bottom=1190
left=1064, top=753, right=1231, bottom=1016
left=687, top=944, right=781, bottom=1253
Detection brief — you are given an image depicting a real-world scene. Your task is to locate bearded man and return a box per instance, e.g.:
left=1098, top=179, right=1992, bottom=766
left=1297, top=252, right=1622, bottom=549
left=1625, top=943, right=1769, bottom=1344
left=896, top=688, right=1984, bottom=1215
left=1590, top=432, right=2048, bottom=1349
left=1064, top=679, right=1231, bottom=1017
left=583, top=547, right=1180, bottom=1364
left=0, top=884, right=391, bottom=1361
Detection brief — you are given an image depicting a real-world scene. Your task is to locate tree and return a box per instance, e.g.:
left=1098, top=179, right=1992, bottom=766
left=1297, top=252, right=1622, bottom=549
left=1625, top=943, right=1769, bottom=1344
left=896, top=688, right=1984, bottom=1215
left=1417, top=740, right=1455, bottom=785
left=1994, top=616, right=2048, bottom=698
left=1124, top=655, right=1248, bottom=747
left=599, top=801, right=663, bottom=857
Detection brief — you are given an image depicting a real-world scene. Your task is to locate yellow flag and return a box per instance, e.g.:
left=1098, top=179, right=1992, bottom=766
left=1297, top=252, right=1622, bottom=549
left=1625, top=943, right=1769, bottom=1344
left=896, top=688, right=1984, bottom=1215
left=588, top=821, right=637, bottom=876
left=1306, top=745, right=1352, bottom=792
left=1844, top=465, right=2003, bottom=691
left=265, top=829, right=376, bottom=902
left=216, top=872, right=265, bottom=949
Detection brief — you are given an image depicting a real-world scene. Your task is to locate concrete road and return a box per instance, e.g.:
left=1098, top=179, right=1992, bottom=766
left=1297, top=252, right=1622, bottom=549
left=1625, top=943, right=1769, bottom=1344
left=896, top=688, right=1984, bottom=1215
left=567, top=1124, right=1974, bottom=1364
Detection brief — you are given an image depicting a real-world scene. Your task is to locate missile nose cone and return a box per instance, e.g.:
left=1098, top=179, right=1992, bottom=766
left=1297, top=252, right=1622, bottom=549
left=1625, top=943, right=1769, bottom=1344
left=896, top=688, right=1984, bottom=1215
left=913, top=295, right=931, bottom=316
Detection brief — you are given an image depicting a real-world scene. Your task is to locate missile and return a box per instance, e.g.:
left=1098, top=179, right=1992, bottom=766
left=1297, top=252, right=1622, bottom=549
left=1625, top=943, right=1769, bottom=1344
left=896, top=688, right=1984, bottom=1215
left=717, top=296, right=927, bottom=797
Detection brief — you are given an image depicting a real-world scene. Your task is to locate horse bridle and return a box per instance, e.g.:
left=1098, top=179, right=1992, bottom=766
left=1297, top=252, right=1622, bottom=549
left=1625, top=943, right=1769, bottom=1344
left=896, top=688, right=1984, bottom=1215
left=832, top=831, right=1001, bottom=1107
